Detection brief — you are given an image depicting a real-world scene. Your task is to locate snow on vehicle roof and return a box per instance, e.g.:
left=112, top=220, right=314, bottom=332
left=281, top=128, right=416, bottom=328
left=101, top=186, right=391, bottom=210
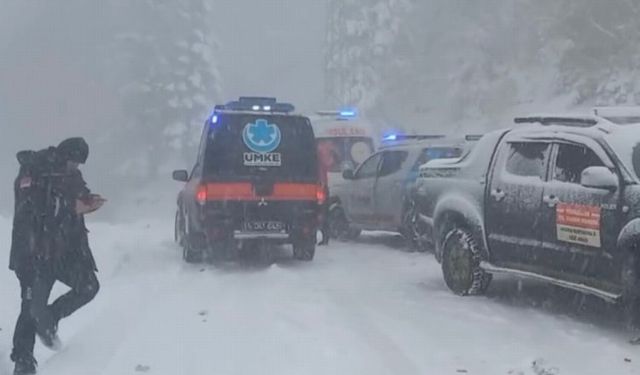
left=510, top=111, right=640, bottom=139
left=422, top=157, right=461, bottom=167
left=379, top=136, right=467, bottom=151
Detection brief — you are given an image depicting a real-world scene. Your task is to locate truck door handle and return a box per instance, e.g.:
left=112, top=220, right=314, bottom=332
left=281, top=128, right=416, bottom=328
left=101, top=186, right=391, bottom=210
left=543, top=195, right=560, bottom=207
left=490, top=189, right=506, bottom=201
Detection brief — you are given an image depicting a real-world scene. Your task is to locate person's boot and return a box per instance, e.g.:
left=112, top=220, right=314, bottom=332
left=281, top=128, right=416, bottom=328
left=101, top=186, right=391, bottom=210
left=35, top=313, right=61, bottom=351
left=13, top=355, right=37, bottom=375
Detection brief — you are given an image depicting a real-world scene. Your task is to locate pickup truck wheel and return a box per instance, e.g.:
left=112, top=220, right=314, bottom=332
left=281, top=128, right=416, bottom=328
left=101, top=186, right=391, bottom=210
left=346, top=228, right=361, bottom=240
left=621, top=251, right=640, bottom=329
left=329, top=207, right=351, bottom=241
left=441, top=228, right=491, bottom=296
left=401, top=206, right=423, bottom=252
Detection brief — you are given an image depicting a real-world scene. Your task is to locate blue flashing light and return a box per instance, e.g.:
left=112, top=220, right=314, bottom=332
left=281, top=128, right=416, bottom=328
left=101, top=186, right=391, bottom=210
left=383, top=134, right=398, bottom=141
left=339, top=109, right=357, bottom=118
left=211, top=115, right=218, bottom=124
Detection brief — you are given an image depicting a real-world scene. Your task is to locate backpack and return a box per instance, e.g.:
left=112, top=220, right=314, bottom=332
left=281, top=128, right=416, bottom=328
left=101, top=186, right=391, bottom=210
left=11, top=148, right=69, bottom=269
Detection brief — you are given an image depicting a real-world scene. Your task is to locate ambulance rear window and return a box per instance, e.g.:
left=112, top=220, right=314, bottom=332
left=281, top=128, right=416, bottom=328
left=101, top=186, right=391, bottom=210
left=203, top=114, right=318, bottom=182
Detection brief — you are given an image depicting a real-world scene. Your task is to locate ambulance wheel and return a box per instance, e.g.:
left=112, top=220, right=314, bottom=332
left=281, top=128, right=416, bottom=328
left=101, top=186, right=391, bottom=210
left=293, top=240, right=316, bottom=261
left=441, top=227, right=491, bottom=296
left=175, top=210, right=186, bottom=245
left=183, top=232, right=205, bottom=264
left=257, top=241, right=274, bottom=265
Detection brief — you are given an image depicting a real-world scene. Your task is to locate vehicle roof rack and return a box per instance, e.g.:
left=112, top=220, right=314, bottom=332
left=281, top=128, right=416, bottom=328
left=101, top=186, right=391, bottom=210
left=464, top=134, right=484, bottom=141
left=214, top=97, right=295, bottom=114
left=514, top=116, right=597, bottom=127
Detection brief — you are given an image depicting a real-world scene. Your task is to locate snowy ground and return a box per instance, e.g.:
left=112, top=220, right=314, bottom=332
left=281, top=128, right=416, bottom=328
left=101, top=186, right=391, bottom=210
left=0, top=216, right=639, bottom=375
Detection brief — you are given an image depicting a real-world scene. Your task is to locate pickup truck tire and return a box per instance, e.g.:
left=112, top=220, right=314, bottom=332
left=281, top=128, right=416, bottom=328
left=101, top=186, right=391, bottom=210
left=347, top=228, right=362, bottom=240
left=622, top=251, right=640, bottom=329
left=401, top=205, right=427, bottom=252
left=329, top=207, right=351, bottom=241
left=441, top=227, right=491, bottom=296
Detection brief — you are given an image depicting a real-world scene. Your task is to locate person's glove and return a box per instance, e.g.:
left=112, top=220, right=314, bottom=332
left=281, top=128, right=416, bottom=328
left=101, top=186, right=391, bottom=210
left=76, top=194, right=106, bottom=215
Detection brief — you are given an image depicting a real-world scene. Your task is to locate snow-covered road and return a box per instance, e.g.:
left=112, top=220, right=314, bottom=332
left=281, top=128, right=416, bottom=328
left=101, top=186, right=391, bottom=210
left=1, top=217, right=639, bottom=375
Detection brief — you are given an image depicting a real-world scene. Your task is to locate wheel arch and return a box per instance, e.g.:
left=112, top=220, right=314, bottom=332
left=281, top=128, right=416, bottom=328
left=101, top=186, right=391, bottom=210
left=618, top=218, right=640, bottom=254
left=433, top=196, right=489, bottom=262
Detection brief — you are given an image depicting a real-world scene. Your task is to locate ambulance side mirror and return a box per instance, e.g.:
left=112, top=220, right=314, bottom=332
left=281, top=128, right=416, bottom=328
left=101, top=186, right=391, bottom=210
left=172, top=170, right=189, bottom=182
left=581, top=166, right=618, bottom=191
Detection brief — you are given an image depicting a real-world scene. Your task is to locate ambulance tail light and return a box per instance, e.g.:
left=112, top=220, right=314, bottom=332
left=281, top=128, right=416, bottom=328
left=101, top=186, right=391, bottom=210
left=316, top=186, right=327, bottom=205
left=196, top=185, right=208, bottom=205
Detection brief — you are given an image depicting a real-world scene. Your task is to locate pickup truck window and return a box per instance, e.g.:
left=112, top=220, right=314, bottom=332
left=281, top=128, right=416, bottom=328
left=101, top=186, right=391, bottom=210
left=379, top=151, right=408, bottom=177
left=411, top=147, right=463, bottom=172
left=505, top=142, right=550, bottom=180
left=355, top=153, right=382, bottom=179
left=605, top=130, right=640, bottom=180
left=553, top=144, right=606, bottom=184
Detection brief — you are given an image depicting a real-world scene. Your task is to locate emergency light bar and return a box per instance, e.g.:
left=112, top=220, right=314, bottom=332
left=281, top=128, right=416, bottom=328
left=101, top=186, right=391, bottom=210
left=214, top=97, right=295, bottom=113
left=514, top=116, right=597, bottom=127
left=316, top=108, right=358, bottom=120
left=593, top=106, right=640, bottom=125
left=382, top=134, right=446, bottom=142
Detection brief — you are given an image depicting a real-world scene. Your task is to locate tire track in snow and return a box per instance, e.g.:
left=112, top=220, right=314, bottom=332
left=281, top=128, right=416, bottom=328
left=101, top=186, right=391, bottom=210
left=327, top=291, right=423, bottom=375
left=38, top=239, right=184, bottom=375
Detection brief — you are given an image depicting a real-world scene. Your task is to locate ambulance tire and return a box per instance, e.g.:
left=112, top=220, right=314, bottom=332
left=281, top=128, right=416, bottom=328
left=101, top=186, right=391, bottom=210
left=293, top=240, right=316, bottom=261
left=183, top=232, right=205, bottom=264
left=175, top=210, right=186, bottom=246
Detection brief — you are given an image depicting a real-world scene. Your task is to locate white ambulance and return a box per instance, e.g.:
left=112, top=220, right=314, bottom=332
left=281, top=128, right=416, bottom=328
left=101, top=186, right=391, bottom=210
left=310, top=109, right=376, bottom=191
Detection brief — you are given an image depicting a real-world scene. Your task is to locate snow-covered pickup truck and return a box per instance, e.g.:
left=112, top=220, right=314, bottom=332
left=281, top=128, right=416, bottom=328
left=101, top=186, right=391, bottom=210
left=413, top=114, right=640, bottom=320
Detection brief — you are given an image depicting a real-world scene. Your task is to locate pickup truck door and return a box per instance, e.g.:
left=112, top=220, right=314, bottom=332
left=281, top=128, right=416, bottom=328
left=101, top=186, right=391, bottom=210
left=374, top=150, right=410, bottom=229
left=539, top=141, right=621, bottom=284
left=486, top=141, right=551, bottom=268
left=345, top=152, right=382, bottom=225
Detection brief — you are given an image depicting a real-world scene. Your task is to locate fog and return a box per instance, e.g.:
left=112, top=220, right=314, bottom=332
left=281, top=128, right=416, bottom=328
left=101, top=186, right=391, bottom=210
left=2, top=3, right=640, bottom=373
left=2, top=0, right=639, bottom=215
left=0, top=0, right=326, bottom=215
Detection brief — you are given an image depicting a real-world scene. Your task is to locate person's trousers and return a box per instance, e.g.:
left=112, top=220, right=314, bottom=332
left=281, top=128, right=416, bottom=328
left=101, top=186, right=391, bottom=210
left=11, top=262, right=99, bottom=361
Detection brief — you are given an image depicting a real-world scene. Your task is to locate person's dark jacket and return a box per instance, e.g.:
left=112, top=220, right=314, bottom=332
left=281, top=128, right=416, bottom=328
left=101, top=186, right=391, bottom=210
left=9, top=148, right=97, bottom=275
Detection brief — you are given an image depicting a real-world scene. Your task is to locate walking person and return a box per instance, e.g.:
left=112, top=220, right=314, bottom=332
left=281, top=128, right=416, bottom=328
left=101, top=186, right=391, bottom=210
left=9, top=137, right=105, bottom=375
